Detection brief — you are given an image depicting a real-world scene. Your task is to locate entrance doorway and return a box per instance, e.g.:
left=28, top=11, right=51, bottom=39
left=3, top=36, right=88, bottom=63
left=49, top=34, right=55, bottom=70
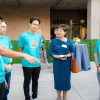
left=50, top=20, right=87, bottom=39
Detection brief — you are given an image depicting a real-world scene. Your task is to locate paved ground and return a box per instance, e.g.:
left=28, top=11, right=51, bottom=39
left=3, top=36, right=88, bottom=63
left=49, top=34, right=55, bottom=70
left=8, top=62, right=99, bottom=100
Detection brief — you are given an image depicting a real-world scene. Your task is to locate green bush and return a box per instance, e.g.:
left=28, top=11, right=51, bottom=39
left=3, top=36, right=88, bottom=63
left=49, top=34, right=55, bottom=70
left=90, top=39, right=98, bottom=61
left=11, top=39, right=98, bottom=63
left=11, top=41, right=22, bottom=63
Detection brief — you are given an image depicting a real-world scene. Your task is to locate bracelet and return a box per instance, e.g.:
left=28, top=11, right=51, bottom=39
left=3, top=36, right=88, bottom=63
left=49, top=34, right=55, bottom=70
left=9, top=62, right=13, bottom=65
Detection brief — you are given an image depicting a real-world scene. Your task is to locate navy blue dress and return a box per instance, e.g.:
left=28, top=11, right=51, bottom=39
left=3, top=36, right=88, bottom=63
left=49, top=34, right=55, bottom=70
left=49, top=38, right=75, bottom=90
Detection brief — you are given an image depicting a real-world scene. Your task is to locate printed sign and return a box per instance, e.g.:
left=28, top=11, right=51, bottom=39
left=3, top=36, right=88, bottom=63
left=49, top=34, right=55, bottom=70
left=30, top=40, right=37, bottom=48
left=1, top=44, right=7, bottom=49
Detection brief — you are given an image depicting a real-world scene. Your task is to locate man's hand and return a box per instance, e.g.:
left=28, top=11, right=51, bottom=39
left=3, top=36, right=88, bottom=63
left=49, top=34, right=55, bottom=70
left=98, top=67, right=100, bottom=73
left=5, top=80, right=8, bottom=89
left=5, top=64, right=12, bottom=72
left=23, top=54, right=41, bottom=65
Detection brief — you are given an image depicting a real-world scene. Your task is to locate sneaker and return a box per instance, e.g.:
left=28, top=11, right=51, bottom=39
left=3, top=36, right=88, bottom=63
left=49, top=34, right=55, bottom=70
left=33, top=98, right=38, bottom=100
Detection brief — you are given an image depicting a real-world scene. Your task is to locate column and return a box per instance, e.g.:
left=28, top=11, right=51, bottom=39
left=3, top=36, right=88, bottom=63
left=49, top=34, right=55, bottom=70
left=87, top=0, right=100, bottom=39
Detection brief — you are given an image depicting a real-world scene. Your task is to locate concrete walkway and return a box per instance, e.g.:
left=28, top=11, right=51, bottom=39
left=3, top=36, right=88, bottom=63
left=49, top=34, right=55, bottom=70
left=8, top=62, right=99, bottom=100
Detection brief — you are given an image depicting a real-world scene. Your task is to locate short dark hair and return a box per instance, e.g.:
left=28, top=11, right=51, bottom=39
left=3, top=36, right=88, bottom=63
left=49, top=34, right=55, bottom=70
left=58, top=24, right=67, bottom=32
left=0, top=15, right=3, bottom=20
left=30, top=17, right=41, bottom=24
left=1, top=20, right=7, bottom=25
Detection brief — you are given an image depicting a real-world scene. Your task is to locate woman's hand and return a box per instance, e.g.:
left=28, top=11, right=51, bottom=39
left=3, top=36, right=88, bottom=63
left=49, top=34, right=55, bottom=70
left=53, top=55, right=67, bottom=61
left=98, top=67, right=100, bottom=73
left=53, top=55, right=58, bottom=59
left=71, top=52, right=74, bottom=59
left=60, top=57, right=67, bottom=61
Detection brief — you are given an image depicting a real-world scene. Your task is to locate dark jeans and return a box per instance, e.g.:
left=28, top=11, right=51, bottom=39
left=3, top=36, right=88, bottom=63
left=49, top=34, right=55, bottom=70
left=23, top=66, right=40, bottom=100
left=97, top=70, right=100, bottom=100
left=0, top=81, right=5, bottom=100
left=3, top=72, right=11, bottom=100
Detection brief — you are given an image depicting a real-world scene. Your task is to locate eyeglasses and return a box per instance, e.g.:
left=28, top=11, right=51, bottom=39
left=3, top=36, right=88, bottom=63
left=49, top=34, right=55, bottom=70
left=57, top=30, right=64, bottom=33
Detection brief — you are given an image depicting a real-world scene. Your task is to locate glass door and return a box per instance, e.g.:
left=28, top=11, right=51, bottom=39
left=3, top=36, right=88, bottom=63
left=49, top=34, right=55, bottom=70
left=80, top=20, right=87, bottom=39
left=70, top=20, right=80, bottom=39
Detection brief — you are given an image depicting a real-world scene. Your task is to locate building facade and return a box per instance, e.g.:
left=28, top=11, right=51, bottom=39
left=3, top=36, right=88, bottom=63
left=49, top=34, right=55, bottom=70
left=0, top=0, right=100, bottom=40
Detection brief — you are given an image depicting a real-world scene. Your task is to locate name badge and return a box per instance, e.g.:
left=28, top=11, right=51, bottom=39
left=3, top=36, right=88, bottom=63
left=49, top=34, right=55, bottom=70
left=62, top=44, right=67, bottom=48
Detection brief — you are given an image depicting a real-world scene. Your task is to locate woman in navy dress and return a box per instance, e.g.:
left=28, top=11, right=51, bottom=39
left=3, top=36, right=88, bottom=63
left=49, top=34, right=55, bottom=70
left=49, top=24, right=75, bottom=100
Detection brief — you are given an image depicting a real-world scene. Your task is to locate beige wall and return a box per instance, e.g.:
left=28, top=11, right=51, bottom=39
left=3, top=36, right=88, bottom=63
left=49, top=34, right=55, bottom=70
left=0, top=6, right=50, bottom=40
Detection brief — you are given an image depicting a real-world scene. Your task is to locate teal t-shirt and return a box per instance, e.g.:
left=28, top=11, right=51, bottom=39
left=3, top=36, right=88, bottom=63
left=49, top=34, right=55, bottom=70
left=94, top=39, right=100, bottom=65
left=0, top=35, right=13, bottom=74
left=0, top=55, right=5, bottom=83
left=18, top=31, right=42, bottom=67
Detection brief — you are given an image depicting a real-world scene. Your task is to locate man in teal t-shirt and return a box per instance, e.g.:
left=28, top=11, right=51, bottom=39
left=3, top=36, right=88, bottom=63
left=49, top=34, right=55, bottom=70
left=0, top=15, right=7, bottom=100
left=0, top=20, right=13, bottom=100
left=0, top=16, right=41, bottom=100
left=94, top=39, right=100, bottom=100
left=18, top=17, right=42, bottom=100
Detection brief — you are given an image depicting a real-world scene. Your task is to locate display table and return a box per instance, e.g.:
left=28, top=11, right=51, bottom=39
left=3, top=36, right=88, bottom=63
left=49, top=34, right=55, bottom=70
left=73, top=44, right=91, bottom=71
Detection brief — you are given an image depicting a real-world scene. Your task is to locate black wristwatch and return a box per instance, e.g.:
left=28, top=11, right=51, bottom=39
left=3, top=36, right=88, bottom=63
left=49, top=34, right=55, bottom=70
left=97, top=66, right=100, bottom=68
left=9, top=62, right=13, bottom=65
